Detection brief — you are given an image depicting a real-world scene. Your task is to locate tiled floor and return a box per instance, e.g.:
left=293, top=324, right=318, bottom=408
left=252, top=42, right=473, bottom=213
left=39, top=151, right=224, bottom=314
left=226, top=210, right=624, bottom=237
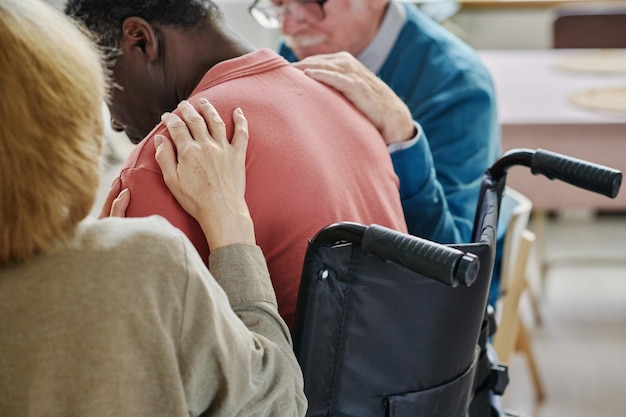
left=503, top=212, right=626, bottom=417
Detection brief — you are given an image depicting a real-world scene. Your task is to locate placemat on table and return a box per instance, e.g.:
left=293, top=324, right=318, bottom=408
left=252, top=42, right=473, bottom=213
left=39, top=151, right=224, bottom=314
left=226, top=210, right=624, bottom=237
left=569, top=85, right=626, bottom=113
left=554, top=50, right=626, bottom=74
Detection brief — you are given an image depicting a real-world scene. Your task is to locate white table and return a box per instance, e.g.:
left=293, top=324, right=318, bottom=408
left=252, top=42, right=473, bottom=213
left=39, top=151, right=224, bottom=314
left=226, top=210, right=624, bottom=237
left=479, top=49, right=626, bottom=212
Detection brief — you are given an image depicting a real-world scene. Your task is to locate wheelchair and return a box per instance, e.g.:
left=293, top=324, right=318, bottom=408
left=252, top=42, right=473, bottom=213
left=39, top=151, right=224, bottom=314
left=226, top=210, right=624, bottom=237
left=292, top=148, right=622, bottom=417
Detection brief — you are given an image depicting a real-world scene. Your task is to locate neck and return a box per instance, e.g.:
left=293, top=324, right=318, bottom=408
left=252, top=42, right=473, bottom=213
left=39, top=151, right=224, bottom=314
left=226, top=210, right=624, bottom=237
left=160, top=20, right=256, bottom=102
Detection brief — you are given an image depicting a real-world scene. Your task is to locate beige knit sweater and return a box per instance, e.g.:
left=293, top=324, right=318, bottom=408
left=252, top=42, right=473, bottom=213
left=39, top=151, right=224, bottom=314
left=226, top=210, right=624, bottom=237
left=0, top=216, right=306, bottom=417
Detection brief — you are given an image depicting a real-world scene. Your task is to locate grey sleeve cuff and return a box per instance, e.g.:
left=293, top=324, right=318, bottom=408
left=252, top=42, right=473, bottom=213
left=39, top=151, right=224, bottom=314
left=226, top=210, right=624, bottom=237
left=208, top=243, right=277, bottom=308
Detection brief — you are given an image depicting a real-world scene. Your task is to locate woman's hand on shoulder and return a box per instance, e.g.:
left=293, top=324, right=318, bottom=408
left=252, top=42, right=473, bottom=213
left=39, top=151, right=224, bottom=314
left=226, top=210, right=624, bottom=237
left=155, top=99, right=255, bottom=250
left=98, top=177, right=129, bottom=219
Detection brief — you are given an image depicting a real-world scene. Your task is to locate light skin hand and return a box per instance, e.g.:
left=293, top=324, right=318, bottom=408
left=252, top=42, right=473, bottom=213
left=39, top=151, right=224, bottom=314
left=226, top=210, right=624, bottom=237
left=292, top=51, right=415, bottom=145
left=98, top=176, right=130, bottom=219
left=155, top=99, right=255, bottom=250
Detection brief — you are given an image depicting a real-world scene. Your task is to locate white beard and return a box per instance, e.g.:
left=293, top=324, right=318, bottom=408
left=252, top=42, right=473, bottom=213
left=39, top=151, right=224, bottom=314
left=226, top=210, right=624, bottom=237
left=284, top=33, right=328, bottom=50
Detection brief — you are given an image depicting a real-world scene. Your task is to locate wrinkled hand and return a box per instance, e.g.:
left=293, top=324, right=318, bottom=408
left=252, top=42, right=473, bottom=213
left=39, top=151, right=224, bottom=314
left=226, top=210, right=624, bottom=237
left=98, top=177, right=130, bottom=219
left=292, top=52, right=415, bottom=145
left=155, top=99, right=255, bottom=250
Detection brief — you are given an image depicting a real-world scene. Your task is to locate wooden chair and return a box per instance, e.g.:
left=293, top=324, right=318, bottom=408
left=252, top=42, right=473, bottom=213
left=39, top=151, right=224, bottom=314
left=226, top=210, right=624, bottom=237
left=552, top=2, right=626, bottom=49
left=492, top=188, right=545, bottom=404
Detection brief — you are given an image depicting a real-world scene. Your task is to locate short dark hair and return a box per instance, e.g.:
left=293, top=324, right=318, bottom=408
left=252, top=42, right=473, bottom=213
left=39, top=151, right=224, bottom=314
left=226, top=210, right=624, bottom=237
left=65, top=0, right=222, bottom=60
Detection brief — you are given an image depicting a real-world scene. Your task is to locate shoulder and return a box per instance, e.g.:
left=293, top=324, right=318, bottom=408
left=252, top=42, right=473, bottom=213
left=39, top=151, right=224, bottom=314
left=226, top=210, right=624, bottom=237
left=390, top=3, right=492, bottom=83
left=120, top=128, right=164, bottom=174
left=78, top=215, right=179, bottom=239
left=381, top=7, right=495, bottom=111
left=75, top=216, right=196, bottom=268
left=68, top=217, right=215, bottom=309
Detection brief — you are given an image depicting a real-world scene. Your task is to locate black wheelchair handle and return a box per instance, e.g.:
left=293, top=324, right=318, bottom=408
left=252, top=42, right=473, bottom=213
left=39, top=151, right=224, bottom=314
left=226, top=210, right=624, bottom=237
left=362, top=224, right=480, bottom=288
left=490, top=148, right=622, bottom=199
left=531, top=149, right=622, bottom=198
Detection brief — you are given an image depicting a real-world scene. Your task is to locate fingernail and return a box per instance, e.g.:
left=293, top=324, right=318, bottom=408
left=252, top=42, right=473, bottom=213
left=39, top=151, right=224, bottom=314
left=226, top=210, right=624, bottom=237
left=116, top=188, right=130, bottom=202
left=235, top=107, right=243, bottom=116
left=110, top=176, right=120, bottom=188
left=154, top=135, right=163, bottom=147
left=199, top=98, right=209, bottom=105
left=160, top=112, right=169, bottom=121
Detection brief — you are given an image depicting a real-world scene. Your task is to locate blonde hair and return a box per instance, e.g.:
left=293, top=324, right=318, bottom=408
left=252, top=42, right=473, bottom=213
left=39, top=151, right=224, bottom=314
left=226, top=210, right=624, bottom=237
left=0, top=0, right=106, bottom=264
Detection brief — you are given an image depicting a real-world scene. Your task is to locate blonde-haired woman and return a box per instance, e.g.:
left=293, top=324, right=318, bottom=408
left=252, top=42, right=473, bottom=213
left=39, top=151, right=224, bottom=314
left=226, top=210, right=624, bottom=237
left=0, top=0, right=305, bottom=416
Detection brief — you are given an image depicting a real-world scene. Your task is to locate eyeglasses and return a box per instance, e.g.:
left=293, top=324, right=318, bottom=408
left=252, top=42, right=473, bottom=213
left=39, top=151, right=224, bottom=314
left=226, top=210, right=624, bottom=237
left=248, top=0, right=328, bottom=29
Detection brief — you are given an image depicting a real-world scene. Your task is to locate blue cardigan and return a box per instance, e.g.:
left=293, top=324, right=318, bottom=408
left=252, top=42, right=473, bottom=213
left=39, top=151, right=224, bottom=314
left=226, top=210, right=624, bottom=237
left=279, top=3, right=501, bottom=246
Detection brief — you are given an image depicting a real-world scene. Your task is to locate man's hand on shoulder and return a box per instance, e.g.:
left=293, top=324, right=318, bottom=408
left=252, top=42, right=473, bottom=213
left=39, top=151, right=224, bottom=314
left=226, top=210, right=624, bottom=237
left=292, top=51, right=415, bottom=145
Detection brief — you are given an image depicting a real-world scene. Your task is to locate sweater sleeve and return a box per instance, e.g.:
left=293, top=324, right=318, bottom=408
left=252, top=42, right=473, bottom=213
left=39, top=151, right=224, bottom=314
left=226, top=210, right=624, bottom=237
left=390, top=130, right=468, bottom=244
left=178, top=240, right=306, bottom=417
left=390, top=69, right=499, bottom=245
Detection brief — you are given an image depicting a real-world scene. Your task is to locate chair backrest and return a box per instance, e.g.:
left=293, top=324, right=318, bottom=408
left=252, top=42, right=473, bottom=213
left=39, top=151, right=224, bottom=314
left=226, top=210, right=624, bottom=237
left=496, top=187, right=533, bottom=299
left=552, top=2, right=626, bottom=48
left=493, top=228, right=536, bottom=363
left=492, top=188, right=534, bottom=365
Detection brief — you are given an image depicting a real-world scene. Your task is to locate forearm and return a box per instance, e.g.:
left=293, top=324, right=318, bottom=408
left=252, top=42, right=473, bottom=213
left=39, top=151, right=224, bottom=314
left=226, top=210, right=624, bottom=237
left=390, top=133, right=471, bottom=244
left=395, top=76, right=499, bottom=244
left=209, top=244, right=290, bottom=341
left=208, top=244, right=307, bottom=416
left=196, top=210, right=256, bottom=250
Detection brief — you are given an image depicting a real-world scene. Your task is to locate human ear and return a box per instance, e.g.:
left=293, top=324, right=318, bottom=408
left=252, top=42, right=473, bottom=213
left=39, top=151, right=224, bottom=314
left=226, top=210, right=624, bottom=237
left=120, top=17, right=159, bottom=63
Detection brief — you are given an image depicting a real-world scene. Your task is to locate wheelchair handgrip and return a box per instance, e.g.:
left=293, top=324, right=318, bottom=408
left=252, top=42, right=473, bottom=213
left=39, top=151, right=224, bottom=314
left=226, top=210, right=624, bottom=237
left=531, top=149, right=622, bottom=198
left=362, top=224, right=480, bottom=288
